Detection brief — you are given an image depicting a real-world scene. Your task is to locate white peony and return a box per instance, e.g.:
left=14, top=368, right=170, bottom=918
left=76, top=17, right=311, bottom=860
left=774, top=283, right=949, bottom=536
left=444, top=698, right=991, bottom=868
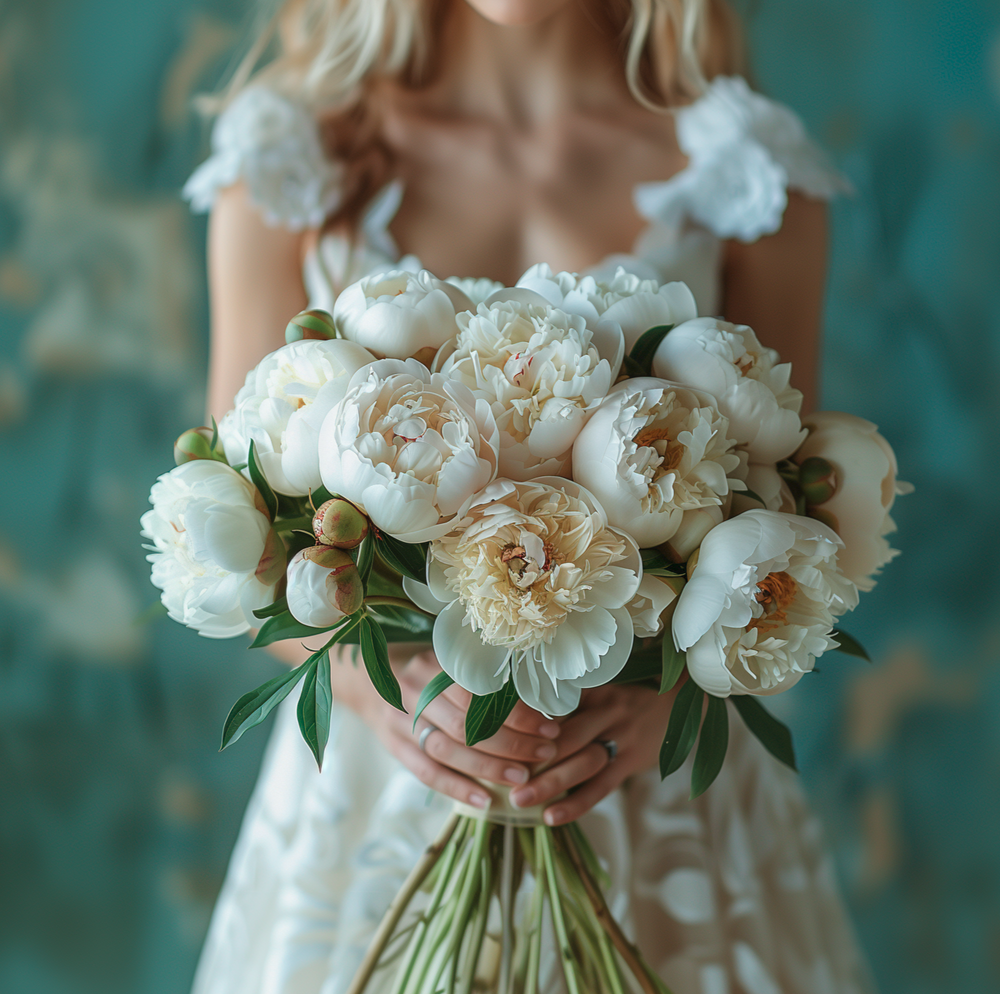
left=437, top=296, right=622, bottom=481
left=318, top=358, right=500, bottom=543
left=402, top=479, right=642, bottom=716
left=672, top=509, right=858, bottom=697
left=333, top=269, right=474, bottom=360
left=517, top=264, right=698, bottom=351
left=445, top=276, right=506, bottom=307
left=794, top=411, right=910, bottom=592
left=218, top=338, right=375, bottom=496
left=571, top=377, right=746, bottom=549
left=141, top=461, right=283, bottom=638
left=652, top=317, right=806, bottom=464
left=628, top=574, right=679, bottom=638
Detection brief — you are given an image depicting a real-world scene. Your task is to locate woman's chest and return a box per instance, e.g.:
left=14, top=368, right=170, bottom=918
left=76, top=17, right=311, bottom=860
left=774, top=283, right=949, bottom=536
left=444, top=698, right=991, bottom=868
left=380, top=110, right=687, bottom=285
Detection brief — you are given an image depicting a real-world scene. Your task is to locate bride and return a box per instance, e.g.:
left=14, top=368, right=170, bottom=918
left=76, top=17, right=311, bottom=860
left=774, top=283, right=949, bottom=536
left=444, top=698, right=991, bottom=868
left=186, top=1, right=875, bottom=991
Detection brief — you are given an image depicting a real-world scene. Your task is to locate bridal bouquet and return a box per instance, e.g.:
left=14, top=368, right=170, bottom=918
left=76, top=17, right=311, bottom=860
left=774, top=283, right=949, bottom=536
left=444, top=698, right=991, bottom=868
left=142, top=265, right=906, bottom=993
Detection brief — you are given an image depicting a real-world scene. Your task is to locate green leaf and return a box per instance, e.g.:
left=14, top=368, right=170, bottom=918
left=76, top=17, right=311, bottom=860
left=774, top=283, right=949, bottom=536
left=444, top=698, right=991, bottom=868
left=359, top=616, right=406, bottom=712
left=252, top=595, right=289, bottom=620
left=296, top=657, right=330, bottom=768
left=356, top=534, right=375, bottom=589
left=221, top=661, right=310, bottom=750
left=830, top=629, right=871, bottom=661
left=310, top=485, right=335, bottom=508
left=690, top=694, right=729, bottom=799
left=612, top=640, right=661, bottom=685
left=660, top=638, right=687, bottom=695
left=412, top=672, right=455, bottom=731
left=250, top=611, right=344, bottom=648
left=247, top=440, right=278, bottom=522
left=659, top=678, right=703, bottom=779
left=737, top=487, right=766, bottom=506
left=375, top=532, right=429, bottom=582
left=465, top=680, right=519, bottom=747
left=624, top=323, right=674, bottom=378
left=640, top=548, right=685, bottom=573
left=209, top=415, right=220, bottom=455
left=731, top=696, right=797, bottom=771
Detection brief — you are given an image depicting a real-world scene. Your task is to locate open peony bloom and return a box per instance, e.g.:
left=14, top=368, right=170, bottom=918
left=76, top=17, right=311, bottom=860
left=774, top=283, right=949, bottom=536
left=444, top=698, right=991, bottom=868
left=218, top=338, right=375, bottom=496
left=437, top=296, right=622, bottom=481
left=571, top=377, right=746, bottom=549
left=652, top=317, right=806, bottom=464
left=672, top=509, right=858, bottom=697
left=517, top=264, right=698, bottom=351
left=333, top=269, right=474, bottom=360
left=402, top=479, right=642, bottom=716
left=141, top=461, right=283, bottom=638
left=318, top=358, right=500, bottom=543
left=794, top=411, right=910, bottom=592
left=628, top=574, right=680, bottom=638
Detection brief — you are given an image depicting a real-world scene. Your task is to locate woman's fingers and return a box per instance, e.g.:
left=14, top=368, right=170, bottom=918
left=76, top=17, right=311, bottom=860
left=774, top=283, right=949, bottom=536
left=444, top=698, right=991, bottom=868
left=541, top=762, right=624, bottom=826
left=395, top=738, right=492, bottom=809
left=414, top=719, right=535, bottom=786
left=509, top=741, right=611, bottom=809
left=547, top=701, right=619, bottom=763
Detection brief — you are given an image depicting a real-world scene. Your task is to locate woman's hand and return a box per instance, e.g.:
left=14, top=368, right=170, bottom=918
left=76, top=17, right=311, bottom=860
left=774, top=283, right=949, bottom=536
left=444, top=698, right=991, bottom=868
left=354, top=647, right=561, bottom=809
left=509, top=682, right=677, bottom=826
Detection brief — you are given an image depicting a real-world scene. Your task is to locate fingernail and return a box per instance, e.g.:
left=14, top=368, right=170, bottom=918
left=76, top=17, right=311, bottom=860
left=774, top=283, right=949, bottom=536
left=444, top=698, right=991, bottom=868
left=544, top=807, right=562, bottom=826
left=538, top=720, right=560, bottom=739
left=510, top=788, right=535, bottom=808
left=535, top=743, right=558, bottom=761
left=470, top=792, right=490, bottom=809
left=505, top=767, right=528, bottom=785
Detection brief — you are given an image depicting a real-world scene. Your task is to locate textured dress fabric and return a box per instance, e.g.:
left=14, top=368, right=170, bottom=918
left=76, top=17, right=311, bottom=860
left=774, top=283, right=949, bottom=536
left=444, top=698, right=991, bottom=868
left=186, top=78, right=876, bottom=994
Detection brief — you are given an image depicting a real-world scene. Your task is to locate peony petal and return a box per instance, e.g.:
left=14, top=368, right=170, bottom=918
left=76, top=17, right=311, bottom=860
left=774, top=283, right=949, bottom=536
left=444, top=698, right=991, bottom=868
left=433, top=601, right=510, bottom=696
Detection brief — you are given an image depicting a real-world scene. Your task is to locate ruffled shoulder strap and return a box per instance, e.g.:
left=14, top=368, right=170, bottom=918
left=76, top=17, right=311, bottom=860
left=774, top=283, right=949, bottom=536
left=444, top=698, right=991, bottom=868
left=183, top=87, right=343, bottom=232
left=634, top=76, right=849, bottom=243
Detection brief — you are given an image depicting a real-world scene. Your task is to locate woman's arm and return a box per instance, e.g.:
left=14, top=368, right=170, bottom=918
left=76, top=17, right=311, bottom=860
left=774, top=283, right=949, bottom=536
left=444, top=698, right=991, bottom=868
left=206, top=181, right=309, bottom=423
left=721, top=191, right=829, bottom=413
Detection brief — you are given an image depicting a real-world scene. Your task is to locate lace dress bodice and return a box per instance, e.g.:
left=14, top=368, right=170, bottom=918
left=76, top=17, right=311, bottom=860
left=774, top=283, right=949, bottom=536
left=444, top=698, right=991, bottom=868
left=184, top=78, right=873, bottom=994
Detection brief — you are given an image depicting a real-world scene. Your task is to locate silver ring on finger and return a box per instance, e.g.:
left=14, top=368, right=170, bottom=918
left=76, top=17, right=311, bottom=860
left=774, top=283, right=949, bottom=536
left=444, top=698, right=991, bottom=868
left=418, top=724, right=439, bottom=754
left=597, top=739, right=617, bottom=762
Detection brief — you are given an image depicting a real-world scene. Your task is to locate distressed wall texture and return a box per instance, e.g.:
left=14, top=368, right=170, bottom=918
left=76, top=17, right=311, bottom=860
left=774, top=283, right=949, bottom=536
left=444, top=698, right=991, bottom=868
left=1, top=2, right=997, bottom=992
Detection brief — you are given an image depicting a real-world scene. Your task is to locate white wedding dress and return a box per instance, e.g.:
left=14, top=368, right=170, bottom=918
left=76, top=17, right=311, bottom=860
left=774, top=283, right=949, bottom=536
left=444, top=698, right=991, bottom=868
left=184, top=77, right=876, bottom=994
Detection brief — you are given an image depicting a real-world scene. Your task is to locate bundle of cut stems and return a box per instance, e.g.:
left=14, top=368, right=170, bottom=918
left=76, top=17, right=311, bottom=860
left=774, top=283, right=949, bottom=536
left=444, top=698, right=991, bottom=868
left=345, top=810, right=674, bottom=994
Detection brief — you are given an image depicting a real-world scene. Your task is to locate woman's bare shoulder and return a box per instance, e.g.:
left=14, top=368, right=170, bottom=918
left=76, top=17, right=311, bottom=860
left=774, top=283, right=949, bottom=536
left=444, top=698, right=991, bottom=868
left=206, top=181, right=310, bottom=421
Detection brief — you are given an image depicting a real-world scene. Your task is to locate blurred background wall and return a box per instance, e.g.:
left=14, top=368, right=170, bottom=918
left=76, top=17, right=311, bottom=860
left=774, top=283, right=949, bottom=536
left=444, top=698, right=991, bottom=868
left=0, top=1, right=997, bottom=992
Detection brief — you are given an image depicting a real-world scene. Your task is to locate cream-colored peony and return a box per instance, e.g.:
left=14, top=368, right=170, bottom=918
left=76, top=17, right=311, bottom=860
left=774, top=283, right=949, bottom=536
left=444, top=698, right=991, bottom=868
left=141, top=461, right=284, bottom=638
left=517, top=264, right=698, bottom=351
left=652, top=317, right=806, bottom=464
left=318, top=358, right=500, bottom=543
left=445, top=276, right=505, bottom=307
left=218, top=338, right=375, bottom=496
left=402, top=479, right=642, bottom=715
left=571, top=377, right=746, bottom=549
left=437, top=296, right=622, bottom=480
left=794, top=411, right=910, bottom=592
left=333, top=269, right=474, bottom=359
left=672, top=509, right=858, bottom=697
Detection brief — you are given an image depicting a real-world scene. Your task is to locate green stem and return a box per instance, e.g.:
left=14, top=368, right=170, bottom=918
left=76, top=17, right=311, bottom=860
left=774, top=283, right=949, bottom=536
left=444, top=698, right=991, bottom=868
left=455, top=850, right=493, bottom=994
left=522, top=830, right=546, bottom=994
left=363, top=595, right=437, bottom=617
left=537, top=827, right=581, bottom=994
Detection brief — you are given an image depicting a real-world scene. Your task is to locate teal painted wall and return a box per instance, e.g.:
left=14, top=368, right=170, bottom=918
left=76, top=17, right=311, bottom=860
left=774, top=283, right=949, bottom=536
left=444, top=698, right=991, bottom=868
left=1, top=2, right=997, bottom=992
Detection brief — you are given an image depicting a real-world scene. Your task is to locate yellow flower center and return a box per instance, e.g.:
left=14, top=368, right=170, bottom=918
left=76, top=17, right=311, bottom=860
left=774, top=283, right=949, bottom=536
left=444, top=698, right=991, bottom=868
left=748, top=571, right=797, bottom=634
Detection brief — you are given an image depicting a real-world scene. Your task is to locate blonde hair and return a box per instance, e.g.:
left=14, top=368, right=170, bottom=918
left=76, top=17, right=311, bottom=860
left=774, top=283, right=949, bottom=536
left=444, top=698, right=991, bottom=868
left=217, top=0, right=744, bottom=224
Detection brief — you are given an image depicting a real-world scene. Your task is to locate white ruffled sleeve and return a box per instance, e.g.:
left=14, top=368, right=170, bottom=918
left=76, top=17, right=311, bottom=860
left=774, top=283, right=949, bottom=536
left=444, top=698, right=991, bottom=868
left=634, top=76, right=849, bottom=244
left=183, top=87, right=343, bottom=231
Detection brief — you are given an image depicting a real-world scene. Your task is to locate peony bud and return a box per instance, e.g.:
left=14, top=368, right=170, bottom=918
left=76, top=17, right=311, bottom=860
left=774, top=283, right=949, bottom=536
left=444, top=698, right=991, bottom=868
left=173, top=427, right=226, bottom=466
left=254, top=528, right=288, bottom=587
left=312, top=498, right=369, bottom=549
left=285, top=308, right=336, bottom=344
left=798, top=456, right=837, bottom=506
left=292, top=546, right=364, bottom=618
